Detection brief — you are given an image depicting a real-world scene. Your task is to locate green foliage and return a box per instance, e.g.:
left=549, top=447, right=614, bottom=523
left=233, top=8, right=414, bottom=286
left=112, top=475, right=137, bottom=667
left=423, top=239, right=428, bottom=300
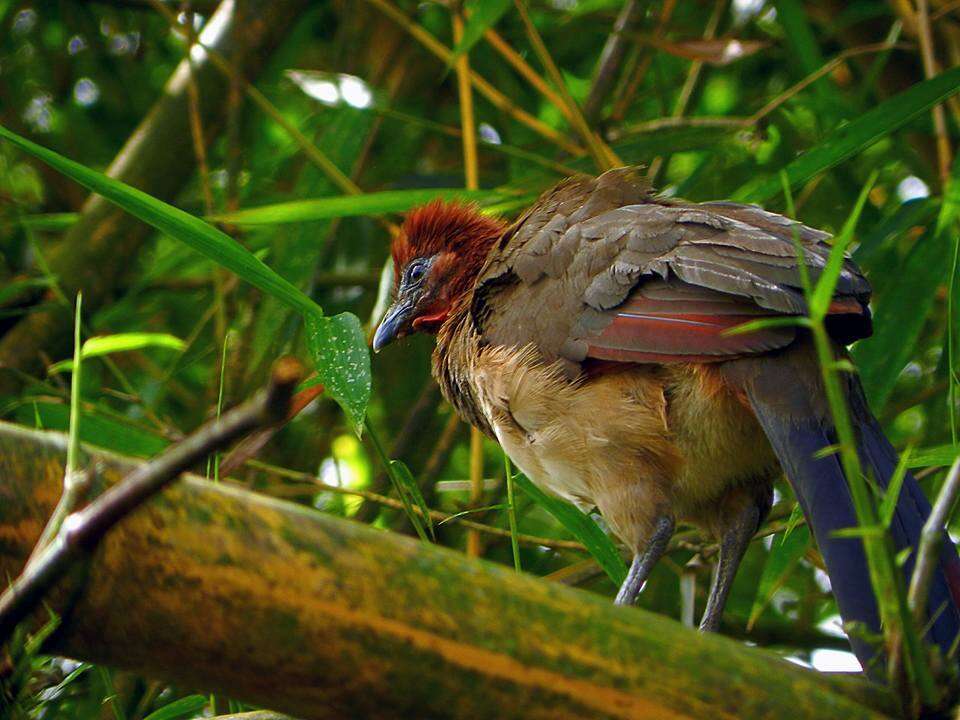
left=305, top=312, right=371, bottom=435
left=48, top=332, right=185, bottom=374
left=2, top=0, right=960, bottom=714
left=209, top=188, right=501, bottom=226
left=448, top=0, right=513, bottom=61
left=736, top=65, right=960, bottom=203
left=513, top=473, right=627, bottom=586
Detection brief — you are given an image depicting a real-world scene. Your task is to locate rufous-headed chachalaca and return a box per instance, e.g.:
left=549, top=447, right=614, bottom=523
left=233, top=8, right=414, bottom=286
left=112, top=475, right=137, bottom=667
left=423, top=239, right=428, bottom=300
left=372, top=167, right=960, bottom=670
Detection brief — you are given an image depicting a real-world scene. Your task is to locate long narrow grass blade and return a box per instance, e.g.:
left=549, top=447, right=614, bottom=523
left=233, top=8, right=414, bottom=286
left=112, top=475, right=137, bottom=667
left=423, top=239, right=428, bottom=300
left=809, top=170, right=877, bottom=318
left=512, top=473, right=626, bottom=585
left=142, top=695, right=208, bottom=720
left=209, top=189, right=499, bottom=226
left=390, top=459, right=436, bottom=541
left=748, top=526, right=810, bottom=630
left=908, top=444, right=960, bottom=468
left=48, top=333, right=185, bottom=374
left=449, top=0, right=512, bottom=61
left=880, top=448, right=912, bottom=529
left=66, top=293, right=83, bottom=477
left=0, top=125, right=321, bottom=319
left=504, top=454, right=522, bottom=572
left=16, top=402, right=169, bottom=458
left=363, top=418, right=430, bottom=542
left=736, top=65, right=960, bottom=203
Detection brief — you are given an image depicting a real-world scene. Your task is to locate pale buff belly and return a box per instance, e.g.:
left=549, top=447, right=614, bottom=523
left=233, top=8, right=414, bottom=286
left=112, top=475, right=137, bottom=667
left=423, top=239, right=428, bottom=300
left=469, top=345, right=778, bottom=549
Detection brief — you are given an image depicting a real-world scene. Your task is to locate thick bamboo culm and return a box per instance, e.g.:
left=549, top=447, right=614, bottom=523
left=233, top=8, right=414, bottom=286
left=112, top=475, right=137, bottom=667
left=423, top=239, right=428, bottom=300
left=0, top=422, right=896, bottom=720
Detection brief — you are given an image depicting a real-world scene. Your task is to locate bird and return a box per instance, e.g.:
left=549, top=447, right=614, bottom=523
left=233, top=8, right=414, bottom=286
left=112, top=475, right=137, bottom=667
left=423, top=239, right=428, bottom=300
left=372, top=166, right=960, bottom=671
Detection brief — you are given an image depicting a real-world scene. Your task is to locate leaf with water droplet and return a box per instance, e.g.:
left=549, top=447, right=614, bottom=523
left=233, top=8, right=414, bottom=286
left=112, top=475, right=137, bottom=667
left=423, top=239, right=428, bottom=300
left=305, top=312, right=371, bottom=435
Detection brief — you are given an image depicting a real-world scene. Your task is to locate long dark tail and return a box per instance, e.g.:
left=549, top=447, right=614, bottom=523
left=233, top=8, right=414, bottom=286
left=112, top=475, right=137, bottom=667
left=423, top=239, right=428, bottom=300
left=728, top=348, right=960, bottom=672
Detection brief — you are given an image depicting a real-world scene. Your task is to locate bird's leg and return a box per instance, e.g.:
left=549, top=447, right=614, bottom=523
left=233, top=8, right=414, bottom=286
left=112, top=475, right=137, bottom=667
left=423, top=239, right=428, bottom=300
left=615, top=515, right=675, bottom=606
left=698, top=502, right=762, bottom=632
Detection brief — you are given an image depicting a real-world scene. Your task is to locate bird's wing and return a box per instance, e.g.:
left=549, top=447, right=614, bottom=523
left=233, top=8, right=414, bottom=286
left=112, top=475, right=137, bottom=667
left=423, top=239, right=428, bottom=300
left=472, top=168, right=871, bottom=367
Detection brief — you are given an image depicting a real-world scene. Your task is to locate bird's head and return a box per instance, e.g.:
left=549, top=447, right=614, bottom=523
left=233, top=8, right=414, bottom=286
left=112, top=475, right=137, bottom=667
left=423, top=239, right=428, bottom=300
left=373, top=200, right=506, bottom=352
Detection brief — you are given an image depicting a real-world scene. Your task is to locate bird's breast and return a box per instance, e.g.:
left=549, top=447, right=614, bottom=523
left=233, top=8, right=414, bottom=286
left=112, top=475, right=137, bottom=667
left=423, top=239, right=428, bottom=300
left=467, top=344, right=682, bottom=514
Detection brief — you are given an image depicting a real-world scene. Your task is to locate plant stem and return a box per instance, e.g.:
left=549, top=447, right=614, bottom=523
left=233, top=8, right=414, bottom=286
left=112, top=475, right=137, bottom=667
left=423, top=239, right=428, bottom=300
left=504, top=454, right=522, bottom=572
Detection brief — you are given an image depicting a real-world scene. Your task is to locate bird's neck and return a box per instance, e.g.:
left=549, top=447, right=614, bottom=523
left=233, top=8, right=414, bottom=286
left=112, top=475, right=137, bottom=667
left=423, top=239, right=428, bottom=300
left=432, top=286, right=493, bottom=437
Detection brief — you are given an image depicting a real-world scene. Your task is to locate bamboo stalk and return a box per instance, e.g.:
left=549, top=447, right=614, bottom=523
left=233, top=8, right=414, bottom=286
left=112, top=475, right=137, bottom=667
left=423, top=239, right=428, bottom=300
left=452, top=6, right=486, bottom=559
left=363, top=0, right=584, bottom=156
left=512, top=0, right=620, bottom=170
left=917, top=0, right=953, bottom=186
left=0, top=422, right=898, bottom=720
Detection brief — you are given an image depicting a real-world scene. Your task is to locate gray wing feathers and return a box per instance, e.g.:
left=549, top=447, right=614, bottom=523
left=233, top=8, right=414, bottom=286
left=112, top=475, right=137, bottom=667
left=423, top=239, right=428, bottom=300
left=472, top=169, right=871, bottom=364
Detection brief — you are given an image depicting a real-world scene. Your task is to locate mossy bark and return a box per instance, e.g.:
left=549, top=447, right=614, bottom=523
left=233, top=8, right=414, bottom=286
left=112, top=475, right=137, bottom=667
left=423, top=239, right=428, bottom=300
left=0, top=422, right=898, bottom=719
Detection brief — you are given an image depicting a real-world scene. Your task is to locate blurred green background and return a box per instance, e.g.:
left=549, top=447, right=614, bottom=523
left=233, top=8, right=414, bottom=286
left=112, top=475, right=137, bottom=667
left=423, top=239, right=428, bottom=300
left=1, top=0, right=959, bottom=715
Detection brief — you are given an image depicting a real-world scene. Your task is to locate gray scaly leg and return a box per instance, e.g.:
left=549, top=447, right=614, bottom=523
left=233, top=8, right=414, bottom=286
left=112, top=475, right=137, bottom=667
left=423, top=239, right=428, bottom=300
left=698, top=503, right=762, bottom=632
left=615, top=515, right=675, bottom=606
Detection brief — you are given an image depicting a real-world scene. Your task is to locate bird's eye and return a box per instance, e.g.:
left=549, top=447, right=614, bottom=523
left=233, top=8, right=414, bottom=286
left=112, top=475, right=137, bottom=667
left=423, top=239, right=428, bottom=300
left=406, top=261, right=427, bottom=284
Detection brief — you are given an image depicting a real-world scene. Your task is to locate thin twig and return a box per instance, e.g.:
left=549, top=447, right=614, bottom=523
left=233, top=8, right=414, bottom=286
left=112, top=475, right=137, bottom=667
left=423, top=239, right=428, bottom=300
left=933, top=0, right=960, bottom=21
left=148, top=0, right=398, bottom=236
left=608, top=114, right=746, bottom=140
left=513, top=0, right=619, bottom=170
left=367, top=0, right=584, bottom=155
left=747, top=41, right=912, bottom=127
left=917, top=0, right=953, bottom=187
left=482, top=27, right=569, bottom=113
left=610, top=0, right=677, bottom=122
left=453, top=10, right=480, bottom=192
left=0, top=358, right=302, bottom=646
left=183, top=3, right=229, bottom=399
left=452, top=4, right=486, bottom=557
left=363, top=0, right=583, bottom=156
left=421, top=411, right=463, bottom=481
left=246, top=459, right=585, bottom=551
left=584, top=0, right=643, bottom=123
left=908, top=457, right=960, bottom=625
left=480, top=23, right=619, bottom=172
left=647, top=0, right=725, bottom=183
left=612, top=40, right=912, bottom=145
left=467, top=426, right=484, bottom=556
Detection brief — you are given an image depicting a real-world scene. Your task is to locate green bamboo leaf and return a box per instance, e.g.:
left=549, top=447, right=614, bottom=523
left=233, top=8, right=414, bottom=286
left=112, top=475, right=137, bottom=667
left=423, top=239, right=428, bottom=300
left=853, top=197, right=935, bottom=269
left=854, top=227, right=953, bottom=410
left=0, top=124, right=321, bottom=319
left=390, top=458, right=435, bottom=541
left=830, top=525, right=884, bottom=539
left=809, top=170, right=876, bottom=318
left=305, top=312, right=371, bottom=435
left=773, top=0, right=841, bottom=111
left=208, top=188, right=498, bottom=226
left=363, top=418, right=430, bottom=542
left=747, top=525, right=810, bottom=630
left=0, top=212, right=79, bottom=231
left=512, top=473, right=627, bottom=585
left=48, top=332, right=185, bottom=374
left=143, top=695, right=208, bottom=720
left=449, top=0, right=512, bottom=61
left=0, top=277, right=54, bottom=306
left=908, top=444, right=960, bottom=468
left=879, top=447, right=912, bottom=528
left=734, top=65, right=960, bottom=203
left=723, top=316, right=809, bottom=336
left=15, top=403, right=170, bottom=458
left=0, top=124, right=373, bottom=428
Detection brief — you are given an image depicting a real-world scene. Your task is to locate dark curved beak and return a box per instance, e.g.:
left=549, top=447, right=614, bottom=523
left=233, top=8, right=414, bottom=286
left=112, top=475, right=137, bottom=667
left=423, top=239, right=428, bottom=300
left=373, top=300, right=413, bottom=352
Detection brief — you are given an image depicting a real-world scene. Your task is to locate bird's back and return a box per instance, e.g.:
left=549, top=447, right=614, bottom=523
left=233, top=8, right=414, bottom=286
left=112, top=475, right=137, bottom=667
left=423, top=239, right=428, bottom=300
left=469, top=166, right=871, bottom=375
